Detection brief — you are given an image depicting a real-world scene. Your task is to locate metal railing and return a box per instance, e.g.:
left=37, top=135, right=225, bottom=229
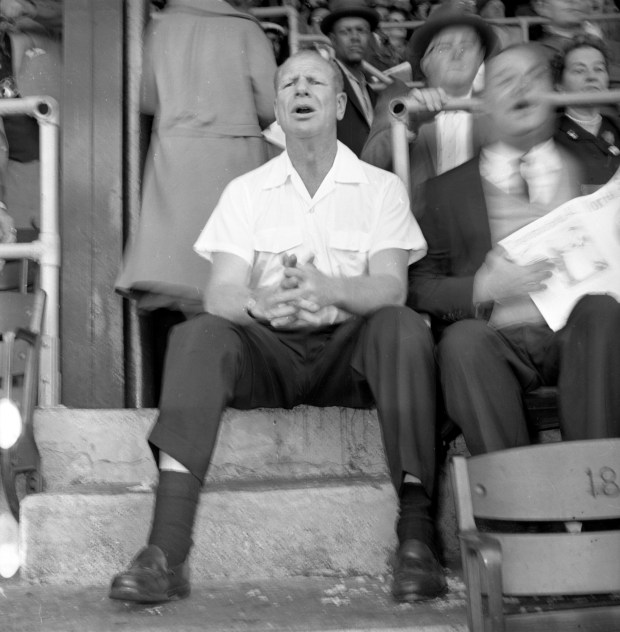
left=379, top=13, right=620, bottom=42
left=0, top=97, right=60, bottom=406
left=389, top=89, right=620, bottom=192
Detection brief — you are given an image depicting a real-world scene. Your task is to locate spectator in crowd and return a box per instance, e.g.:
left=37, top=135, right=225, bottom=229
left=531, top=0, right=603, bottom=55
left=553, top=35, right=620, bottom=186
left=308, top=5, right=331, bottom=32
left=409, top=42, right=620, bottom=456
left=109, top=50, right=445, bottom=606
left=262, top=21, right=289, bottom=65
left=361, top=7, right=498, bottom=215
left=0, top=116, right=15, bottom=264
left=385, top=7, right=412, bottom=61
left=0, top=0, right=61, bottom=234
left=115, top=0, right=277, bottom=400
left=321, top=0, right=380, bottom=155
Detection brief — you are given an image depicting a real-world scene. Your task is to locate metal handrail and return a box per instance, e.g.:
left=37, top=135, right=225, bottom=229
left=379, top=13, right=620, bottom=42
left=389, top=89, right=620, bottom=192
left=0, top=96, right=60, bottom=406
left=252, top=6, right=301, bottom=54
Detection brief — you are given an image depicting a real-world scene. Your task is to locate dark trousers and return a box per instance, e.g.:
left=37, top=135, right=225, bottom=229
left=437, top=294, right=620, bottom=455
left=149, top=305, right=437, bottom=494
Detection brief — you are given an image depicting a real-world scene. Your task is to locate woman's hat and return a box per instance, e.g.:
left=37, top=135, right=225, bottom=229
left=320, top=0, right=380, bottom=35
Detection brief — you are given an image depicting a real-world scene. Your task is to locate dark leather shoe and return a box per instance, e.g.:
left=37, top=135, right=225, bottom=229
left=392, top=539, right=447, bottom=602
left=109, top=545, right=190, bottom=603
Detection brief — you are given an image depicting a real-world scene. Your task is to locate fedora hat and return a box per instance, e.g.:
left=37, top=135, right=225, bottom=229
left=406, top=6, right=498, bottom=66
left=320, top=0, right=380, bottom=35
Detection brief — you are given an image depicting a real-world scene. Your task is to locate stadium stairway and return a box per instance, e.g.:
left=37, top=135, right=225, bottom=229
left=2, top=406, right=559, bottom=631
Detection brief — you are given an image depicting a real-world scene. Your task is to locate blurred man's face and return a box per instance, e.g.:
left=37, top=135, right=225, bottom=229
left=275, top=53, right=347, bottom=140
left=329, top=17, right=372, bottom=65
left=533, top=0, right=591, bottom=28
left=420, top=26, right=483, bottom=96
left=484, top=46, right=554, bottom=149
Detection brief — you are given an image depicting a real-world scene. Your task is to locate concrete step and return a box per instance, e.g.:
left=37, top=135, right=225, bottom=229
left=33, top=407, right=388, bottom=491
left=21, top=479, right=398, bottom=585
left=18, top=406, right=468, bottom=585
left=1, top=575, right=469, bottom=632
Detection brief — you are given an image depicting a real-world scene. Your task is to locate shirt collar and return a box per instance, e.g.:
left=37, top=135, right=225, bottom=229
left=335, top=59, right=367, bottom=89
left=481, top=139, right=557, bottom=169
left=261, top=141, right=369, bottom=190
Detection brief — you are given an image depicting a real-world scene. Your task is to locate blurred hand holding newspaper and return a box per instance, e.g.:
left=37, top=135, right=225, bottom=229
left=498, top=170, right=620, bottom=331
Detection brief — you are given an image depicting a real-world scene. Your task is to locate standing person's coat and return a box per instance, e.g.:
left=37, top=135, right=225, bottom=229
left=116, top=0, right=277, bottom=313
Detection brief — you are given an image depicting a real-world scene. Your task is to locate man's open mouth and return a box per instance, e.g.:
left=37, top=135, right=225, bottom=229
left=294, top=106, right=315, bottom=114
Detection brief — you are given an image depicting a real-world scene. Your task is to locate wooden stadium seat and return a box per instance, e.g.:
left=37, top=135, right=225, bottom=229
left=451, top=439, right=620, bottom=631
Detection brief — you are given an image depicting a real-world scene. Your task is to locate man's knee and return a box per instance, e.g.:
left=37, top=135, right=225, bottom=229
left=437, top=319, right=492, bottom=368
left=568, top=294, right=620, bottom=331
left=366, top=305, right=433, bottom=346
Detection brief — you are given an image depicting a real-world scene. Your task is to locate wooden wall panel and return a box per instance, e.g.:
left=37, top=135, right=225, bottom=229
left=61, top=0, right=124, bottom=406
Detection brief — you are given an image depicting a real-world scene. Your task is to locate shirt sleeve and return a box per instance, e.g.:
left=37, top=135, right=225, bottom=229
left=369, top=173, right=428, bottom=265
left=193, top=179, right=255, bottom=265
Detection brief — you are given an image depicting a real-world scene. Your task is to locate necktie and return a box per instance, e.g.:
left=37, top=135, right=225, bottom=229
left=518, top=156, right=530, bottom=202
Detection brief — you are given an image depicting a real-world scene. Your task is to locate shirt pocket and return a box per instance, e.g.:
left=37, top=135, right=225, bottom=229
left=252, top=227, right=304, bottom=288
left=328, top=230, right=371, bottom=277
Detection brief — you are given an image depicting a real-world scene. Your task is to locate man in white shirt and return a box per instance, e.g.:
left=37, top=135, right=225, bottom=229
left=109, top=50, right=445, bottom=605
left=361, top=7, right=498, bottom=216
left=409, top=42, right=620, bottom=456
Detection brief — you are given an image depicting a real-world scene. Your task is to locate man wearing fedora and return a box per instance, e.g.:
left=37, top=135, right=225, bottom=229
left=361, top=7, right=498, bottom=216
left=321, top=0, right=380, bottom=156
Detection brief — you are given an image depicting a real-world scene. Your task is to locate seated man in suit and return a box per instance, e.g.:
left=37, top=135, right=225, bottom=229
left=109, top=50, right=446, bottom=605
left=409, top=42, right=620, bottom=455
left=361, top=7, right=498, bottom=216
left=321, top=0, right=380, bottom=157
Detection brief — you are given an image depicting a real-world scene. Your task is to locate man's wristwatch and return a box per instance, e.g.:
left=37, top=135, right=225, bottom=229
left=244, top=297, right=257, bottom=319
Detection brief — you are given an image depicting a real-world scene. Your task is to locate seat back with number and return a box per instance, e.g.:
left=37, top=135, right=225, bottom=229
left=451, top=439, right=620, bottom=631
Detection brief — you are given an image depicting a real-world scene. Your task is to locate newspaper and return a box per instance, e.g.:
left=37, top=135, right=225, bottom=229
left=499, top=171, right=620, bottom=331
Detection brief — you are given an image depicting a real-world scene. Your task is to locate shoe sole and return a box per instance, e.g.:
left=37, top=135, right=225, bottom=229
left=109, top=584, right=191, bottom=604
left=392, top=583, right=448, bottom=603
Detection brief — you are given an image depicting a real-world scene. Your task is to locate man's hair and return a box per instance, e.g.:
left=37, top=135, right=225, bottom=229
left=551, top=34, right=609, bottom=84
left=274, top=49, right=344, bottom=93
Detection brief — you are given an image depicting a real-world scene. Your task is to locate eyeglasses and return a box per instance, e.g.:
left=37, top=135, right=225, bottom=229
left=425, top=41, right=480, bottom=57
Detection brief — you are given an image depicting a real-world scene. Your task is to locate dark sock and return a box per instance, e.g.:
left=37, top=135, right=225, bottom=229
left=396, top=483, right=435, bottom=550
left=148, top=470, right=201, bottom=567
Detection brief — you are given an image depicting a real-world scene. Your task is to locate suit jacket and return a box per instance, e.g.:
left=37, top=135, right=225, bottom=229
left=337, top=68, right=377, bottom=158
left=407, top=151, right=584, bottom=332
left=360, top=79, right=484, bottom=217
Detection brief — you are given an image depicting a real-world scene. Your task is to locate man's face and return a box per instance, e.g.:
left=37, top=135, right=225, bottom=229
left=420, top=26, right=484, bottom=95
left=275, top=54, right=347, bottom=140
left=484, top=46, right=554, bottom=147
left=533, top=0, right=590, bottom=27
left=329, top=17, right=372, bottom=65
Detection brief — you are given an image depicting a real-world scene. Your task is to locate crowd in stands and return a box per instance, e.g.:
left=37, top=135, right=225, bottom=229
left=110, top=0, right=619, bottom=610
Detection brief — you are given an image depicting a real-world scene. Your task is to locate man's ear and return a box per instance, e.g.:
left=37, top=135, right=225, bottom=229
left=336, top=91, right=347, bottom=121
left=532, top=0, right=548, bottom=17
left=419, top=54, right=429, bottom=78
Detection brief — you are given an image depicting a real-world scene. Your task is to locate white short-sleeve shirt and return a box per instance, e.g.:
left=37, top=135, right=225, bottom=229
left=194, top=142, right=427, bottom=324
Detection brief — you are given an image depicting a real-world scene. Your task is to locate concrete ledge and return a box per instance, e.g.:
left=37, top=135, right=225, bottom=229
left=34, top=407, right=387, bottom=491
left=20, top=480, right=397, bottom=585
